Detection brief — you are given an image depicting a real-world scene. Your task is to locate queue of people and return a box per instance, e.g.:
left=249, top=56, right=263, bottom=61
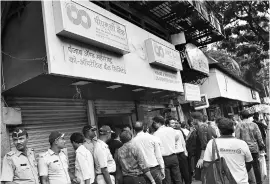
left=0, top=109, right=268, bottom=184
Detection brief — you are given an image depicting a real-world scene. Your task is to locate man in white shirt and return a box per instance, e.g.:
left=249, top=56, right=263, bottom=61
left=167, top=118, right=190, bottom=184
left=152, top=116, right=182, bottom=184
left=82, top=125, right=98, bottom=155
left=180, top=122, right=190, bottom=138
left=70, top=133, right=95, bottom=184
left=203, top=117, right=253, bottom=184
left=133, top=121, right=165, bottom=184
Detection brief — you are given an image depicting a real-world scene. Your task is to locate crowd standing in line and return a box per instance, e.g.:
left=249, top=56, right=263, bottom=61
left=0, top=110, right=268, bottom=184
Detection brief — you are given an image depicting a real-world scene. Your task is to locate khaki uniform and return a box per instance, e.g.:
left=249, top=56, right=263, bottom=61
left=94, top=139, right=116, bottom=184
left=38, top=149, right=71, bottom=184
left=84, top=137, right=97, bottom=155
left=0, top=148, right=39, bottom=184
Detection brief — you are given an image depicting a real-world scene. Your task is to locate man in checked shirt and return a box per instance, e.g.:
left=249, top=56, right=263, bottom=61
left=115, top=130, right=156, bottom=184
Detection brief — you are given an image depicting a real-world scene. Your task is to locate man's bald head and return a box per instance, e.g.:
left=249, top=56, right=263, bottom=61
left=133, top=121, right=144, bottom=133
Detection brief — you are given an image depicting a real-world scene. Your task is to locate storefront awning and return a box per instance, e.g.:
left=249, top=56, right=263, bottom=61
left=200, top=68, right=261, bottom=104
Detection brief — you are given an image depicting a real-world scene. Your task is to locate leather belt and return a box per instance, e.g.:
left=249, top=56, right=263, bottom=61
left=150, top=165, right=160, bottom=170
left=96, top=172, right=115, bottom=176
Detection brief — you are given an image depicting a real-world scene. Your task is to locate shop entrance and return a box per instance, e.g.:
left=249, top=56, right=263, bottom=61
left=98, top=115, right=133, bottom=130
left=94, top=100, right=136, bottom=131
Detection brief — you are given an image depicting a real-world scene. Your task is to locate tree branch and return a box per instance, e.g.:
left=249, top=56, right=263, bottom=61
left=240, top=2, right=268, bottom=46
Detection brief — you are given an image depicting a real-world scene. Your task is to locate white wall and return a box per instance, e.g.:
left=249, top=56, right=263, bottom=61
left=200, top=68, right=261, bottom=103
left=200, top=69, right=221, bottom=99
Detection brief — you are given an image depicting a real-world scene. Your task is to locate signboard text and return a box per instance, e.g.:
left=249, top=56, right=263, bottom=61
left=145, top=39, right=182, bottom=71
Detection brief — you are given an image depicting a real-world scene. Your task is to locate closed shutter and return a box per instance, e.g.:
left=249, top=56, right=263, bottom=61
left=7, top=97, right=88, bottom=171
left=94, top=100, right=135, bottom=116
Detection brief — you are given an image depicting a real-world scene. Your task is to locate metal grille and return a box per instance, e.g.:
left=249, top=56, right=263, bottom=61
left=7, top=97, right=88, bottom=171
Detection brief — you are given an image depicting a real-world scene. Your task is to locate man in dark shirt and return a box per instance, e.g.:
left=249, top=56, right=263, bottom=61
left=253, top=113, right=267, bottom=145
left=191, top=112, right=208, bottom=181
left=203, top=115, right=217, bottom=142
left=108, top=128, right=123, bottom=158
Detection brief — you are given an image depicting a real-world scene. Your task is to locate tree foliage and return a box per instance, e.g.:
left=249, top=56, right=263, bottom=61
left=207, top=1, right=269, bottom=97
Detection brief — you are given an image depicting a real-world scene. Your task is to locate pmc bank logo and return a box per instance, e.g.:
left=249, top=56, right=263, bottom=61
left=66, top=3, right=91, bottom=29
left=153, top=42, right=164, bottom=58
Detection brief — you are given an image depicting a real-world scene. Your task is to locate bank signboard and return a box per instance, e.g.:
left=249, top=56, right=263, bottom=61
left=145, top=38, right=182, bottom=71
left=42, top=1, right=184, bottom=93
left=53, top=1, right=129, bottom=54
left=184, top=83, right=201, bottom=101
left=185, top=43, right=209, bottom=75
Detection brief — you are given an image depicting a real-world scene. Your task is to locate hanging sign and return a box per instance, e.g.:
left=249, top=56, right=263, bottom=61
left=145, top=38, right=182, bottom=71
left=192, top=94, right=209, bottom=110
left=53, top=1, right=129, bottom=54
left=251, top=90, right=257, bottom=100
left=185, top=43, right=209, bottom=74
left=184, top=83, right=201, bottom=101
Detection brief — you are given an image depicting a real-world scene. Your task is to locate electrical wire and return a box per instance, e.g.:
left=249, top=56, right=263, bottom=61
left=1, top=51, right=47, bottom=61
left=1, top=51, right=47, bottom=90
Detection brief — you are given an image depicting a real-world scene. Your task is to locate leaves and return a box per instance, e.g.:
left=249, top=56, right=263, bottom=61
left=208, top=1, right=269, bottom=97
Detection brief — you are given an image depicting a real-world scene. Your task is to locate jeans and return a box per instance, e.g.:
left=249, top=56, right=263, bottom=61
left=252, top=153, right=262, bottom=184
left=123, top=175, right=147, bottom=184
left=150, top=166, right=163, bottom=184
left=177, top=152, right=191, bottom=184
left=162, top=154, right=182, bottom=184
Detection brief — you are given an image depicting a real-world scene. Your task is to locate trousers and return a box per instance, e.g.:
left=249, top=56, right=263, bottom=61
left=251, top=153, right=262, bottom=184
left=162, top=154, right=182, bottom=184
left=177, top=152, right=191, bottom=184
left=150, top=166, right=163, bottom=184
left=123, top=175, right=147, bottom=184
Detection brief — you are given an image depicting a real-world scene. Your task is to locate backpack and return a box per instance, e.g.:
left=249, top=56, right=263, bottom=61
left=186, top=128, right=198, bottom=154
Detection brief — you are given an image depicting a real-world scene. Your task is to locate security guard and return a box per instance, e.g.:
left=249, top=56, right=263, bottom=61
left=0, top=127, right=39, bottom=184
left=94, top=125, right=116, bottom=184
left=38, top=131, right=79, bottom=184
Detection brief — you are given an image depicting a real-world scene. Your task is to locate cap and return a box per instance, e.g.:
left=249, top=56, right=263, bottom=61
left=82, top=125, right=97, bottom=134
left=49, top=131, right=65, bottom=144
left=99, top=125, right=114, bottom=135
left=12, top=127, right=27, bottom=138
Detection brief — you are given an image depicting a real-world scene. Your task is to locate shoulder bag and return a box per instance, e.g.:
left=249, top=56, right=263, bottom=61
left=202, top=139, right=237, bottom=184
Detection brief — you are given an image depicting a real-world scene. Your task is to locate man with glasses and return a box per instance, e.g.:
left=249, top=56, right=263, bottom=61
left=38, top=131, right=79, bottom=184
left=82, top=125, right=98, bottom=155
left=0, top=127, right=39, bottom=184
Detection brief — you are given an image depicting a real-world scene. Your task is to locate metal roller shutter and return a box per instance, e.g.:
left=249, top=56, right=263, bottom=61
left=94, top=100, right=135, bottom=116
left=7, top=97, right=88, bottom=171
